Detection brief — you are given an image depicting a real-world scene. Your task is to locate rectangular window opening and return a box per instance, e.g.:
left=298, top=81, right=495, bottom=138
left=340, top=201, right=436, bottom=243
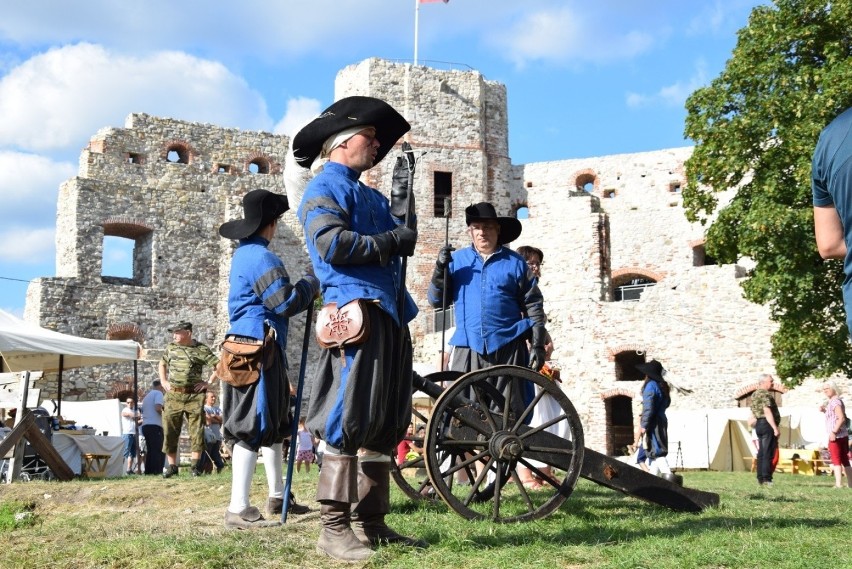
left=433, top=171, right=452, bottom=217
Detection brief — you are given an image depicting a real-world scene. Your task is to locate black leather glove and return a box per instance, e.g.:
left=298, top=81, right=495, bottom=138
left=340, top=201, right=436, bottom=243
left=436, top=245, right=454, bottom=271
left=529, top=326, right=547, bottom=372
left=372, top=225, right=417, bottom=265
left=393, top=225, right=417, bottom=256
left=390, top=156, right=414, bottom=219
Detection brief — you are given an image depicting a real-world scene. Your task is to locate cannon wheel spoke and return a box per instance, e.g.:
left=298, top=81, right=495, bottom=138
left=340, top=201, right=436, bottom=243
left=424, top=365, right=584, bottom=522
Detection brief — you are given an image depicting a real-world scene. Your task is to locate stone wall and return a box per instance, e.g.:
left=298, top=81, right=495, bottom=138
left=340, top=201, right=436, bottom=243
left=25, top=58, right=847, bottom=457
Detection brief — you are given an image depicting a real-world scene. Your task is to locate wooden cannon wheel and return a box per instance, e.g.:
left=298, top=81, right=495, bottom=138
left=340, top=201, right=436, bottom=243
left=423, top=365, right=585, bottom=522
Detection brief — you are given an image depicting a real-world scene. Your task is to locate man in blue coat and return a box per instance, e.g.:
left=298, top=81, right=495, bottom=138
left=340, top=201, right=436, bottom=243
left=291, top=96, right=424, bottom=561
left=427, top=202, right=548, bottom=374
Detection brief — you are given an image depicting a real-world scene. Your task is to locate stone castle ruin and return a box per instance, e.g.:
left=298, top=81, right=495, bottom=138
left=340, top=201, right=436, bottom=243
left=25, top=57, right=837, bottom=457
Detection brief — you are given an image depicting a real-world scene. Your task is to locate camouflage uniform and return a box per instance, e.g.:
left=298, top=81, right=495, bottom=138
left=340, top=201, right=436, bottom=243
left=161, top=341, right=219, bottom=453
left=750, top=388, right=780, bottom=485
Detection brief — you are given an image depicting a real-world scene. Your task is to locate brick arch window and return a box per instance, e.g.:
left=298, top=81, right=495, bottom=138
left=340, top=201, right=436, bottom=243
left=610, top=267, right=663, bottom=302
left=600, top=389, right=635, bottom=456
left=106, top=322, right=144, bottom=344
left=735, top=378, right=787, bottom=409
left=106, top=377, right=143, bottom=402
left=511, top=199, right=529, bottom=220
left=102, top=217, right=154, bottom=287
left=573, top=169, right=598, bottom=194
left=245, top=152, right=278, bottom=175
left=162, top=140, right=194, bottom=164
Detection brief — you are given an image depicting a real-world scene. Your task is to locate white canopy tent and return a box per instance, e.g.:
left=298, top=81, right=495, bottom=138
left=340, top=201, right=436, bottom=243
left=0, top=309, right=141, bottom=415
left=666, top=406, right=827, bottom=472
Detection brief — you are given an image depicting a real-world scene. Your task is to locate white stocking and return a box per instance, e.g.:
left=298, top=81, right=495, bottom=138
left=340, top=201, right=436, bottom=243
left=263, top=443, right=284, bottom=499
left=228, top=444, right=258, bottom=513
left=648, top=456, right=672, bottom=475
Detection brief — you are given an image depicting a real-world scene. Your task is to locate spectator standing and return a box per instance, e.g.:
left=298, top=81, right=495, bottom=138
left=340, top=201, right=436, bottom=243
left=159, top=321, right=219, bottom=478
left=295, top=418, right=316, bottom=473
left=200, top=391, right=225, bottom=474
left=121, top=397, right=141, bottom=475
left=140, top=380, right=165, bottom=475
left=749, top=374, right=781, bottom=487
left=821, top=381, right=852, bottom=488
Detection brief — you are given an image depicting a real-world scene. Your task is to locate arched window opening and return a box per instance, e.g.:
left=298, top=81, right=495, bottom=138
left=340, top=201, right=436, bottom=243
left=614, top=351, right=646, bottom=381
left=737, top=388, right=782, bottom=409
left=605, top=395, right=634, bottom=456
left=516, top=206, right=529, bottom=220
left=613, top=275, right=657, bottom=302
left=248, top=157, right=270, bottom=174
left=165, top=142, right=190, bottom=164
left=575, top=171, right=597, bottom=194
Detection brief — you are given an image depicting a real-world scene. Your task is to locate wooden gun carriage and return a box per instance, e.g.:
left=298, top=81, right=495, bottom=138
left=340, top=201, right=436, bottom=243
left=392, top=365, right=719, bottom=522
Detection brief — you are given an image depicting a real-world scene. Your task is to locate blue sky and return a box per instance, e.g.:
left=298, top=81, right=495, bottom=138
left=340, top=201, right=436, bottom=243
left=0, top=0, right=766, bottom=316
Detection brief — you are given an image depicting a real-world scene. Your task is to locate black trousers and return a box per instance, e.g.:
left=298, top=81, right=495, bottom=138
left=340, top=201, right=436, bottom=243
left=142, top=424, right=165, bottom=475
left=755, top=418, right=778, bottom=483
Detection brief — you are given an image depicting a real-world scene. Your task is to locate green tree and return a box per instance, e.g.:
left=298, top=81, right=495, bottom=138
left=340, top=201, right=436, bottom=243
left=683, top=0, right=852, bottom=385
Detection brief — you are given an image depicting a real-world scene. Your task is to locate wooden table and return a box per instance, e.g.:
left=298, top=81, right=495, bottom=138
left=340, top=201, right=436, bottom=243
left=777, top=448, right=822, bottom=475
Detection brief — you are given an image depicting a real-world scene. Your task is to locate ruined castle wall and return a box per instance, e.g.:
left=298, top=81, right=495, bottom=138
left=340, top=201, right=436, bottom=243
left=27, top=114, right=316, bottom=401
left=26, top=59, right=844, bottom=457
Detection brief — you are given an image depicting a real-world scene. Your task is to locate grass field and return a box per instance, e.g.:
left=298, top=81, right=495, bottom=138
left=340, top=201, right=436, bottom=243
left=0, top=467, right=848, bottom=569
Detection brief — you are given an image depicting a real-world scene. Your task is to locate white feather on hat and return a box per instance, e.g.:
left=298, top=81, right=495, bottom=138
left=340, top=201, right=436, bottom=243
left=283, top=143, right=313, bottom=209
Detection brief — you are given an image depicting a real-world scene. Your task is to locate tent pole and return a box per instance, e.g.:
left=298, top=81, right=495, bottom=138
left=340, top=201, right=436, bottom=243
left=57, top=354, right=64, bottom=417
left=133, top=360, right=139, bottom=473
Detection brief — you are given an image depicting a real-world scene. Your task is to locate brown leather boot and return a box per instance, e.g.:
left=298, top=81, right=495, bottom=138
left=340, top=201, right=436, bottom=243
left=352, top=460, right=429, bottom=548
left=315, top=454, right=373, bottom=562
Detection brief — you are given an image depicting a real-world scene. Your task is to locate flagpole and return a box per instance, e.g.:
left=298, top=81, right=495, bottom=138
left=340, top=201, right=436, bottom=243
left=413, top=0, right=420, bottom=66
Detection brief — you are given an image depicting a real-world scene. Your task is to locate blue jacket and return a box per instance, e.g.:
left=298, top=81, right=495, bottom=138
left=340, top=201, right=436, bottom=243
left=297, top=161, right=417, bottom=326
left=427, top=244, right=545, bottom=354
left=225, top=236, right=318, bottom=359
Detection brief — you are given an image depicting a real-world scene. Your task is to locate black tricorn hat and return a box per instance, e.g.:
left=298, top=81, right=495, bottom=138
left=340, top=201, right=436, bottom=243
left=464, top=202, right=523, bottom=245
left=219, top=189, right=289, bottom=240
left=635, top=359, right=666, bottom=382
left=291, top=96, right=410, bottom=169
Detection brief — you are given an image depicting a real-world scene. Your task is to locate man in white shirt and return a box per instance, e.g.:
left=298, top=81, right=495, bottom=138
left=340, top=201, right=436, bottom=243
left=140, top=380, right=165, bottom=475
left=121, top=398, right=142, bottom=474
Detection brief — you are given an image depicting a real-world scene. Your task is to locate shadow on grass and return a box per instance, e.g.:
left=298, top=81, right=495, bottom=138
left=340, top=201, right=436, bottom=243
left=398, top=480, right=845, bottom=550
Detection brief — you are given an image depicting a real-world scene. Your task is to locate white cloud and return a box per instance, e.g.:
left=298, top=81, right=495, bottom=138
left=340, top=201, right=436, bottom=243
left=626, top=60, right=709, bottom=109
left=488, top=6, right=656, bottom=68
left=0, top=226, right=55, bottom=263
left=273, top=97, right=322, bottom=137
left=0, top=43, right=272, bottom=152
left=0, top=151, right=73, bottom=224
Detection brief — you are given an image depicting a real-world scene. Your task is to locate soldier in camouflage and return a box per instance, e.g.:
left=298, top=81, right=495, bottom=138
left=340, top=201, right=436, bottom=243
left=749, top=374, right=781, bottom=487
left=159, top=321, right=219, bottom=478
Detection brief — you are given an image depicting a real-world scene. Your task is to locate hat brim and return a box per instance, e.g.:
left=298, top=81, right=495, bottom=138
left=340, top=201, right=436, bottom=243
left=466, top=215, right=523, bottom=245
left=635, top=362, right=665, bottom=381
left=219, top=190, right=289, bottom=240
left=292, top=96, right=410, bottom=169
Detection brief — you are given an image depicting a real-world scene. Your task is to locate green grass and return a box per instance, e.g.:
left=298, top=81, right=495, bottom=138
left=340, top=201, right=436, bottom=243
left=0, top=468, right=847, bottom=568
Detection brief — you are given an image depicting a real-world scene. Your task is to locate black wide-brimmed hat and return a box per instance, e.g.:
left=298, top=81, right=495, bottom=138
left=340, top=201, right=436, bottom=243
left=464, top=202, right=523, bottom=245
left=635, top=359, right=666, bottom=382
left=219, top=189, right=289, bottom=240
left=291, top=96, right=410, bottom=169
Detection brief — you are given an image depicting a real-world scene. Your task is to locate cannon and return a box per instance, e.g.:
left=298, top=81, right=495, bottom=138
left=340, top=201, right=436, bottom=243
left=391, top=365, right=719, bottom=522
